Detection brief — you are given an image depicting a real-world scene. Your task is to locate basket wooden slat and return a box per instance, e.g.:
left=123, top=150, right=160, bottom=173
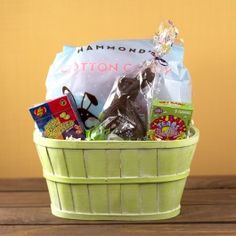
left=34, top=127, right=199, bottom=221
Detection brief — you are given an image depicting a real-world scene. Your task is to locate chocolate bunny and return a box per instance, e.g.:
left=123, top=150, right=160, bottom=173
left=101, top=67, right=155, bottom=140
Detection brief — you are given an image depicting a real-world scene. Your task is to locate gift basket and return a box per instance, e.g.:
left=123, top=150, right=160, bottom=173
left=30, top=21, right=199, bottom=221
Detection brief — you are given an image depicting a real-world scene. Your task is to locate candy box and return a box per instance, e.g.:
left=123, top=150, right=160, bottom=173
left=148, top=100, right=193, bottom=140
left=29, top=95, right=85, bottom=140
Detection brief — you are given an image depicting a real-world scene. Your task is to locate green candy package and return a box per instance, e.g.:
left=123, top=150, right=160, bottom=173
left=148, top=100, right=193, bottom=140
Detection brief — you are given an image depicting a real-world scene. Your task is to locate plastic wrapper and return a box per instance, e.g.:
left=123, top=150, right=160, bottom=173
left=86, top=115, right=136, bottom=141
left=45, top=37, right=191, bottom=130
left=96, top=61, right=156, bottom=140
left=148, top=21, right=193, bottom=141
left=94, top=21, right=180, bottom=141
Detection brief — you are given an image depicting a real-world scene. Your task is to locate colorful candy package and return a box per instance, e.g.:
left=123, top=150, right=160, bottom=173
left=29, top=95, right=85, bottom=140
left=148, top=100, right=193, bottom=140
left=147, top=21, right=193, bottom=141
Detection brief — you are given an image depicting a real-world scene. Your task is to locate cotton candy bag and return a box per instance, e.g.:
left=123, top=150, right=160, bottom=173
left=45, top=37, right=191, bottom=129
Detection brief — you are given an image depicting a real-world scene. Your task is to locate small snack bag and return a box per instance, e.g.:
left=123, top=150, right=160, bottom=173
left=29, top=95, right=85, bottom=140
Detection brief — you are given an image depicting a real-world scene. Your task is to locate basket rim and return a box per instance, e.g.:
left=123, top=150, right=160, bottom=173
left=33, top=126, right=199, bottom=149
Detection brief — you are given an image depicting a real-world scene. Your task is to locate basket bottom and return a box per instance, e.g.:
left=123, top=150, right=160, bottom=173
left=51, top=205, right=181, bottom=221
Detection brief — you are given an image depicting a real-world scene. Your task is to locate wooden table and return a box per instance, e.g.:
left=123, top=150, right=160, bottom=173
left=0, top=176, right=235, bottom=235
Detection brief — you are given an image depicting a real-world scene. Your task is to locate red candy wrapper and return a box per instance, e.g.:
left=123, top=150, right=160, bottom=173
left=29, top=95, right=85, bottom=140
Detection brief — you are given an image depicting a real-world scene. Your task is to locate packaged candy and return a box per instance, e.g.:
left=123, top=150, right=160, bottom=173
left=97, top=21, right=182, bottom=141
left=30, top=20, right=193, bottom=142
left=29, top=95, right=85, bottom=140
left=99, top=62, right=156, bottom=140
left=148, top=100, right=193, bottom=140
left=45, top=36, right=191, bottom=124
left=147, top=21, right=193, bottom=141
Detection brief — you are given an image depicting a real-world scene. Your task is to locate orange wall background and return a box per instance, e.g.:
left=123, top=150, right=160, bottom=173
left=0, top=0, right=235, bottom=178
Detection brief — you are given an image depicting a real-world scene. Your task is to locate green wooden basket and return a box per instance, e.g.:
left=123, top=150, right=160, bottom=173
left=33, top=127, right=199, bottom=221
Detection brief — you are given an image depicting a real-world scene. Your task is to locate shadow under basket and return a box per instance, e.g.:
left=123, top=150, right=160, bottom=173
left=33, top=127, right=199, bottom=221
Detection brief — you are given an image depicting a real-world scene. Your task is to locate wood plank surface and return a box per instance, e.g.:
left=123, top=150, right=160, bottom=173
left=0, top=224, right=236, bottom=236
left=185, top=176, right=236, bottom=189
left=0, top=177, right=235, bottom=236
left=0, top=204, right=235, bottom=225
left=0, top=178, right=47, bottom=192
left=0, top=176, right=235, bottom=192
left=0, top=189, right=235, bottom=207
